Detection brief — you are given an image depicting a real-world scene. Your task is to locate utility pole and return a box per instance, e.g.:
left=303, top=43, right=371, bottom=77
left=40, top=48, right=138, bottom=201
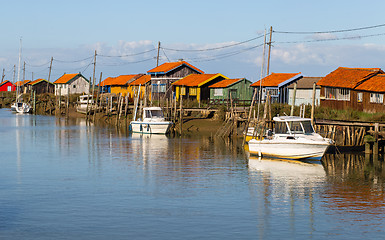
left=48, top=57, right=53, bottom=93
left=92, top=50, right=97, bottom=95
left=156, top=41, right=161, bottom=67
left=266, top=26, right=273, bottom=76
left=48, top=57, right=53, bottom=82
left=1, top=68, right=4, bottom=81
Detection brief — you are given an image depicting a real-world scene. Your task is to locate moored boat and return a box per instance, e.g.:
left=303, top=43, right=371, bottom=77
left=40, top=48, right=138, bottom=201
left=14, top=102, right=31, bottom=114
left=130, top=107, right=172, bottom=134
left=76, top=95, right=97, bottom=114
left=247, top=116, right=333, bottom=160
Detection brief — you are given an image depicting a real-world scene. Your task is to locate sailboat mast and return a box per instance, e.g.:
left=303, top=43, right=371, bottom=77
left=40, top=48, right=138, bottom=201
left=16, top=38, right=22, bottom=101
left=257, top=30, right=267, bottom=121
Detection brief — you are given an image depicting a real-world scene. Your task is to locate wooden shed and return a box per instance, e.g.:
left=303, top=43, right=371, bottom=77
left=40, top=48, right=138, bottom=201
left=250, top=73, right=303, bottom=104
left=317, top=67, right=384, bottom=112
left=53, top=73, right=89, bottom=96
left=173, top=73, right=227, bottom=103
left=15, top=80, right=31, bottom=93
left=287, top=77, right=321, bottom=106
left=147, top=61, right=204, bottom=101
left=27, top=79, right=54, bottom=95
left=209, top=78, right=253, bottom=105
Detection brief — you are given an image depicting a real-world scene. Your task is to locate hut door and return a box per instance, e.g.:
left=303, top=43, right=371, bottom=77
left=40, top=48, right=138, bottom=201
left=229, top=89, right=237, bottom=99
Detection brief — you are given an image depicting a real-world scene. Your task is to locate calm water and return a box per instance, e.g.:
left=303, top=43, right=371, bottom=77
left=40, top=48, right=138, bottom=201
left=1, top=108, right=385, bottom=239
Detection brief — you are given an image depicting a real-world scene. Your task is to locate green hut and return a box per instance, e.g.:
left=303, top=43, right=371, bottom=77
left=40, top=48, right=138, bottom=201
left=209, top=78, right=253, bottom=105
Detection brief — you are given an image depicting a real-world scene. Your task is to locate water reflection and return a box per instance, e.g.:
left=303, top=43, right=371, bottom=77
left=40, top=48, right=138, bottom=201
left=321, top=153, right=385, bottom=219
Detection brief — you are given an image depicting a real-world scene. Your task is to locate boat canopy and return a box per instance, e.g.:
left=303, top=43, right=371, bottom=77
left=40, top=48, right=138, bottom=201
left=274, top=116, right=314, bottom=134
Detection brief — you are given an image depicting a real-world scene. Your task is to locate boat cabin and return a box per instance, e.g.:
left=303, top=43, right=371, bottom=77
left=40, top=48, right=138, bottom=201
left=273, top=116, right=315, bottom=135
left=142, top=107, right=165, bottom=121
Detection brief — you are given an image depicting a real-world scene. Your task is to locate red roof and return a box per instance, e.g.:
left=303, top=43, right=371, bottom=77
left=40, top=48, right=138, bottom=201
left=53, top=73, right=80, bottom=84
left=128, top=75, right=151, bottom=86
left=99, top=74, right=140, bottom=86
left=172, top=73, right=226, bottom=87
left=147, top=61, right=204, bottom=74
left=209, top=78, right=243, bottom=88
left=250, top=73, right=302, bottom=87
left=15, top=80, right=31, bottom=86
left=355, top=74, right=385, bottom=92
left=317, top=67, right=383, bottom=89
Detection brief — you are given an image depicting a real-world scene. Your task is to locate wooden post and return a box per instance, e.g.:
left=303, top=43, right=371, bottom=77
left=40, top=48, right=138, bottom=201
left=47, top=57, right=53, bottom=93
left=290, top=82, right=297, bottom=116
left=266, top=26, right=273, bottom=76
left=311, top=83, right=316, bottom=126
left=33, top=90, right=36, bottom=114
left=156, top=42, right=161, bottom=67
left=179, top=96, right=183, bottom=135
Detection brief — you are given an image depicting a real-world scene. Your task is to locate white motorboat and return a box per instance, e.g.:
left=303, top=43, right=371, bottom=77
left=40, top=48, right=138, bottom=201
left=130, top=107, right=172, bottom=134
left=247, top=116, right=333, bottom=160
left=12, top=102, right=31, bottom=114
left=76, top=95, right=96, bottom=114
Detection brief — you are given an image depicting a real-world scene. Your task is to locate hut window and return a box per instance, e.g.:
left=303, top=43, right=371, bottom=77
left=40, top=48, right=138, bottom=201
left=370, top=93, right=383, bottom=104
left=151, top=84, right=159, bottom=93
left=357, top=92, right=363, bottom=102
left=189, top=87, right=197, bottom=96
left=337, top=88, right=350, bottom=101
left=159, top=84, right=166, bottom=92
left=214, top=88, right=223, bottom=96
left=181, top=87, right=186, bottom=95
left=325, top=87, right=336, bottom=100
left=73, top=85, right=76, bottom=88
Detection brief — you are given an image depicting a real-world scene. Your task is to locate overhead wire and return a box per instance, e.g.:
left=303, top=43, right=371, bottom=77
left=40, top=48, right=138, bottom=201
left=162, top=34, right=265, bottom=52
left=98, top=48, right=157, bottom=57
left=273, top=23, right=385, bottom=34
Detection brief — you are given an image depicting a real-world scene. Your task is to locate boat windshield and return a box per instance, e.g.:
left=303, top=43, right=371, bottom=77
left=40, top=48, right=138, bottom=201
left=274, top=120, right=314, bottom=134
left=301, top=120, right=314, bottom=134
left=145, top=109, right=164, bottom=118
left=151, top=110, right=164, bottom=118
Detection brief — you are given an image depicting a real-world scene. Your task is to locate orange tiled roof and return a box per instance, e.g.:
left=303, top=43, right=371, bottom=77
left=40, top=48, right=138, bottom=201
left=172, top=73, right=227, bottom=87
left=250, top=73, right=302, bottom=87
left=15, top=80, right=31, bottom=86
left=100, top=74, right=139, bottom=86
left=128, top=75, right=151, bottom=86
left=29, top=79, right=46, bottom=85
left=53, top=73, right=79, bottom=84
left=209, top=78, right=243, bottom=88
left=147, top=61, right=204, bottom=74
left=317, top=67, right=383, bottom=89
left=355, top=74, right=385, bottom=92
left=99, top=77, right=116, bottom=86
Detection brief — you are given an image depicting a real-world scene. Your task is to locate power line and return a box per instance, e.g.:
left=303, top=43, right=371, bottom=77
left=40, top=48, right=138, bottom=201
left=274, top=23, right=385, bottom=34
left=54, top=55, right=94, bottom=63
left=25, top=60, right=51, bottom=67
left=98, top=57, right=155, bottom=66
left=98, top=48, right=157, bottom=57
left=180, top=43, right=265, bottom=62
left=275, top=32, right=385, bottom=44
left=162, top=35, right=265, bottom=52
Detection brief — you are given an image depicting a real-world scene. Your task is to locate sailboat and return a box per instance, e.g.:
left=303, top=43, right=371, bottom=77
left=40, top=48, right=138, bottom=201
left=12, top=38, right=31, bottom=114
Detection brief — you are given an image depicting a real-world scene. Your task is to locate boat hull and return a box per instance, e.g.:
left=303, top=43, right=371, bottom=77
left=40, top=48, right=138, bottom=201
left=130, top=121, right=172, bottom=134
left=13, top=102, right=31, bottom=114
left=248, top=139, right=330, bottom=159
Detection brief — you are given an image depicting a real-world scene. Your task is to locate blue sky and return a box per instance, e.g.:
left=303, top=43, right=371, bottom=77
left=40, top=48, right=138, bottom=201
left=2, top=0, right=385, bottom=82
